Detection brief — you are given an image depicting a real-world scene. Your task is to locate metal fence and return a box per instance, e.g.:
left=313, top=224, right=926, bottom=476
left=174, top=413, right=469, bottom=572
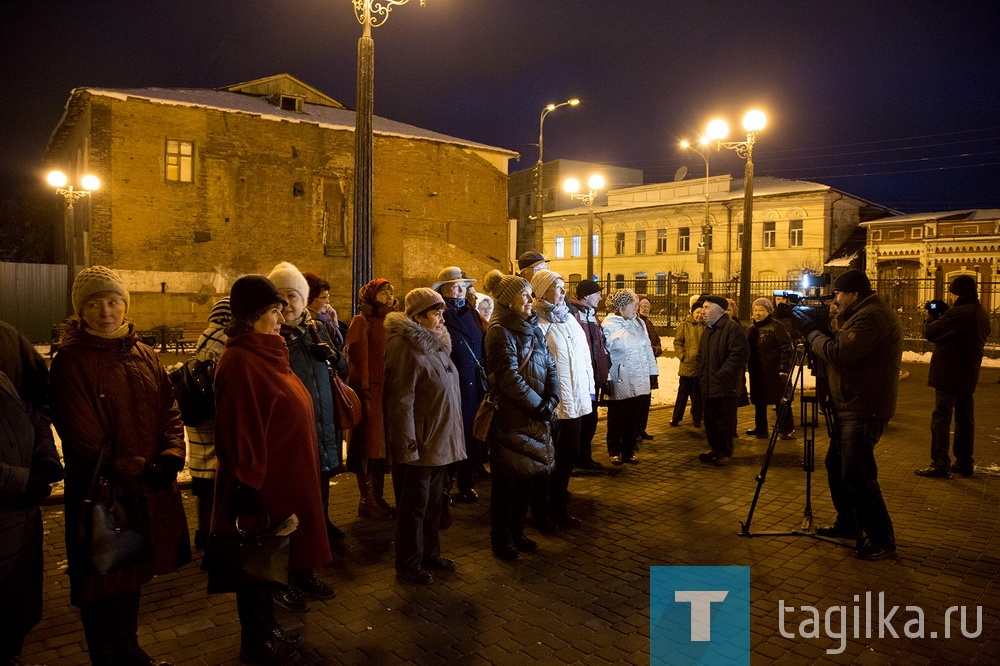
left=0, top=262, right=67, bottom=343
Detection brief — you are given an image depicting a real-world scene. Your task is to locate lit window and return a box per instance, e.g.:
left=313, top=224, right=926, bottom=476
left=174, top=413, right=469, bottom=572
left=635, top=230, right=647, bottom=254
left=165, top=139, right=193, bottom=183
left=678, top=227, right=690, bottom=252
left=571, top=236, right=581, bottom=257
left=763, top=221, right=776, bottom=248
left=615, top=232, right=625, bottom=255
left=554, top=237, right=565, bottom=259
left=593, top=234, right=600, bottom=257
left=656, top=228, right=667, bottom=253
left=737, top=224, right=744, bottom=249
left=789, top=219, right=803, bottom=247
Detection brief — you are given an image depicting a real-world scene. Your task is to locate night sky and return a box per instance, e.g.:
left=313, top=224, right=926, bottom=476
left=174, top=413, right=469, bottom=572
left=3, top=1, right=1000, bottom=213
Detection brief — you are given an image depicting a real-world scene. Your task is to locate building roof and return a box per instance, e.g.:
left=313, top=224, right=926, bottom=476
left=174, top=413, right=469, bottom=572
left=46, top=75, right=517, bottom=159
left=861, top=209, right=1000, bottom=226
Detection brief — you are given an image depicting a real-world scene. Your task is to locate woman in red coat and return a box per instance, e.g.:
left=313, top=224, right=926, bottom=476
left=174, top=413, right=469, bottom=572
left=50, top=266, right=190, bottom=666
left=212, top=275, right=332, bottom=664
left=345, top=278, right=397, bottom=520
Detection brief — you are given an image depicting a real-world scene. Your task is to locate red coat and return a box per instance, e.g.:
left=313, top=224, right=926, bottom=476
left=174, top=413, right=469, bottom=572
left=50, top=322, right=190, bottom=607
left=212, top=333, right=331, bottom=572
left=345, top=302, right=392, bottom=462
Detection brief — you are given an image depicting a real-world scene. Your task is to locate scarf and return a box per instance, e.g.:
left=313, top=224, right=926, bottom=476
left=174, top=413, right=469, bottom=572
left=532, top=299, right=570, bottom=323
left=84, top=322, right=131, bottom=339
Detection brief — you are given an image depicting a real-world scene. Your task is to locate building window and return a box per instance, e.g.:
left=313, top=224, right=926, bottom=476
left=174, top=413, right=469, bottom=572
left=676, top=273, right=690, bottom=295
left=888, top=230, right=906, bottom=240
left=554, top=236, right=565, bottom=259
left=614, top=274, right=625, bottom=289
left=165, top=139, right=193, bottom=182
left=615, top=232, right=626, bottom=255
left=571, top=235, right=581, bottom=257
left=592, top=234, right=600, bottom=257
left=635, top=230, right=647, bottom=255
left=871, top=230, right=882, bottom=241
left=656, top=228, right=667, bottom=253
left=911, top=227, right=923, bottom=239
left=737, top=223, right=744, bottom=250
left=635, top=272, right=648, bottom=296
left=788, top=219, right=803, bottom=247
left=655, top=273, right=667, bottom=295
left=763, top=221, right=776, bottom=248
left=678, top=227, right=690, bottom=252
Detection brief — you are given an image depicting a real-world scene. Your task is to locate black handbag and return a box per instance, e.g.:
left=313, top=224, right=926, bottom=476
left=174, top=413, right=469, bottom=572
left=459, top=337, right=488, bottom=394
left=202, top=514, right=298, bottom=594
left=78, top=441, right=151, bottom=575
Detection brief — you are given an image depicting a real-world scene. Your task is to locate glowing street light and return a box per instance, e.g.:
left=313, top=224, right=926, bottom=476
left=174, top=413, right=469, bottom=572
left=706, top=109, right=766, bottom=318
left=47, top=170, right=101, bottom=309
left=564, top=173, right=604, bottom=280
left=532, top=98, right=580, bottom=252
left=679, top=138, right=713, bottom=289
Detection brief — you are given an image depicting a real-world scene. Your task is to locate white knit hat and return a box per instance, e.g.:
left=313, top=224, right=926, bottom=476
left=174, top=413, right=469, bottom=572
left=267, top=261, right=309, bottom=303
left=529, top=270, right=563, bottom=303
left=72, top=265, right=130, bottom=316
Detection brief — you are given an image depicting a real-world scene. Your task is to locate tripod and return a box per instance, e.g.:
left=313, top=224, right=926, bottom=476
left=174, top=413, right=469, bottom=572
left=737, top=340, right=847, bottom=545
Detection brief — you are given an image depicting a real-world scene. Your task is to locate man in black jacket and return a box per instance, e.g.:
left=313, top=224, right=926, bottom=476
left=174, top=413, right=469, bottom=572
left=697, top=295, right=748, bottom=466
left=915, top=275, right=991, bottom=479
left=793, top=270, right=901, bottom=561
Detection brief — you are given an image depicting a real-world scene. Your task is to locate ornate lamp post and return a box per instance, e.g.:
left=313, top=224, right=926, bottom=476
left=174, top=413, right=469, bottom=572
left=564, top=174, right=605, bottom=281
left=351, top=0, right=424, bottom=312
left=532, top=98, right=580, bottom=252
left=680, top=138, right=713, bottom=290
left=47, top=170, right=100, bottom=310
left=706, top=109, right=766, bottom=318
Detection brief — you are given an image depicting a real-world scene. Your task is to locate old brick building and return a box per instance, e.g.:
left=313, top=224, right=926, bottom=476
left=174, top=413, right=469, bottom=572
left=44, top=74, right=516, bottom=327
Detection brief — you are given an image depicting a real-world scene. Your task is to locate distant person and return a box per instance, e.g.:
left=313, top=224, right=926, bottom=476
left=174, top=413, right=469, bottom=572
left=566, top=280, right=611, bottom=470
left=746, top=297, right=795, bottom=439
left=697, top=295, right=748, bottom=466
left=303, top=271, right=345, bottom=350
left=517, top=251, right=548, bottom=281
left=0, top=319, right=48, bottom=411
left=670, top=297, right=705, bottom=427
left=475, top=293, right=495, bottom=324
left=914, top=275, right=991, bottom=479
left=636, top=297, right=662, bottom=441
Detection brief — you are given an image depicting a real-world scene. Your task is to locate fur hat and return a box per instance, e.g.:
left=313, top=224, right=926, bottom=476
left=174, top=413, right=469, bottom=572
left=404, top=288, right=445, bottom=318
left=606, top=288, right=638, bottom=313
left=752, top=297, right=774, bottom=315
left=517, top=251, right=546, bottom=271
left=702, top=295, right=729, bottom=310
left=949, top=274, right=977, bottom=297
left=267, top=262, right=310, bottom=303
left=833, top=269, right=872, bottom=294
left=432, top=266, right=475, bottom=291
left=483, top=269, right=530, bottom=307
left=72, top=265, right=130, bottom=316
left=208, top=297, right=232, bottom=326
left=230, top=276, right=286, bottom=323
left=529, top=270, right=563, bottom=302
left=576, top=279, right=603, bottom=298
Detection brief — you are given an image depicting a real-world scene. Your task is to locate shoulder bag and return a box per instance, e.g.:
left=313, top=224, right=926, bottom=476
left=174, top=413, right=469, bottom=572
left=472, top=335, right=533, bottom=442
left=202, top=514, right=298, bottom=594
left=309, top=324, right=363, bottom=429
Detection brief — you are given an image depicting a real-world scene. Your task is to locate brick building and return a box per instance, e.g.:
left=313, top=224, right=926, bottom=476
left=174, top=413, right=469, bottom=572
left=44, top=74, right=516, bottom=327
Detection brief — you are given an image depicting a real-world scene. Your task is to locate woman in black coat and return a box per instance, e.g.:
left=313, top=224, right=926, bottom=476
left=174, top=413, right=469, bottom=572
left=482, top=270, right=558, bottom=562
left=747, top=298, right=794, bottom=438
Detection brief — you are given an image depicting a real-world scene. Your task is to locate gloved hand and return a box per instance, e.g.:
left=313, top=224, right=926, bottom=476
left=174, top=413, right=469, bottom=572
left=231, top=481, right=263, bottom=517
left=15, top=467, right=53, bottom=509
left=137, top=454, right=184, bottom=492
left=790, top=309, right=818, bottom=336
left=537, top=395, right=559, bottom=423
left=925, top=299, right=949, bottom=318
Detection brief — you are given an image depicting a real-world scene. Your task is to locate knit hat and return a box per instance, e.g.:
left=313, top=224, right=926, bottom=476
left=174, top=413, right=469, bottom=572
left=431, top=266, right=475, bottom=291
left=230, top=276, right=286, bottom=323
left=949, top=274, right=978, bottom=297
left=301, top=271, right=330, bottom=303
left=832, top=269, right=871, bottom=294
left=404, top=288, right=445, bottom=318
left=72, top=265, right=130, bottom=316
left=360, top=278, right=393, bottom=306
left=483, top=269, right=531, bottom=307
left=517, top=251, right=546, bottom=271
left=752, top=297, right=774, bottom=315
left=267, top=261, right=309, bottom=302
left=208, top=297, right=232, bottom=326
left=529, top=270, right=563, bottom=303
left=702, top=295, right=729, bottom=310
left=576, top=279, right=603, bottom=298
left=606, top=288, right=638, bottom=313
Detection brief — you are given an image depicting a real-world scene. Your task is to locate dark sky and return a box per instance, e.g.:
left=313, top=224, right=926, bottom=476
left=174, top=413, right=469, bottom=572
left=3, top=0, right=1000, bottom=212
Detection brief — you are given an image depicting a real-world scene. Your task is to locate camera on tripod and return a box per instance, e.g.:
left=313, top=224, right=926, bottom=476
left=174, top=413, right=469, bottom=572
left=772, top=273, right=834, bottom=336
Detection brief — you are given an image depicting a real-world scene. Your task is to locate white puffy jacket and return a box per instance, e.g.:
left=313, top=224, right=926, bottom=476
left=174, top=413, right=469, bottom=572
left=602, top=314, right=659, bottom=400
left=537, top=315, right=595, bottom=420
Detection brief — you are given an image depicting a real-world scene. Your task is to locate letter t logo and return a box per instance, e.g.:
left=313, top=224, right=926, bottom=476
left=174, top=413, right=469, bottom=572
left=674, top=591, right=729, bottom=641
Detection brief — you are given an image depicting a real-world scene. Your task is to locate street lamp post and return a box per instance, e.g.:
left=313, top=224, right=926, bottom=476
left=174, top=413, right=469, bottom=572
left=564, top=174, right=605, bottom=281
left=47, top=170, right=100, bottom=310
left=532, top=98, right=580, bottom=253
left=706, top=110, right=766, bottom=319
left=680, top=138, right=712, bottom=290
left=352, top=0, right=424, bottom=313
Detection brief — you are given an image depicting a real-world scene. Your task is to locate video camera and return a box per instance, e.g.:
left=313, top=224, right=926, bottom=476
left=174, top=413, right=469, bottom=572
left=772, top=273, right=834, bottom=337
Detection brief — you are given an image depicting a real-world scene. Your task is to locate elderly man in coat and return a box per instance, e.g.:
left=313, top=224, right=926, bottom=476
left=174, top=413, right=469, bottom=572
left=697, top=295, right=749, bottom=466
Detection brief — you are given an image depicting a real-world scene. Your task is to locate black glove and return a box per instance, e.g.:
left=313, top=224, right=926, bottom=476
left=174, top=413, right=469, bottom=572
left=790, top=309, right=818, bottom=336
left=537, top=395, right=559, bottom=423
left=15, top=467, right=53, bottom=509
left=138, top=454, right=184, bottom=492
left=649, top=375, right=659, bottom=391
left=232, top=481, right=263, bottom=517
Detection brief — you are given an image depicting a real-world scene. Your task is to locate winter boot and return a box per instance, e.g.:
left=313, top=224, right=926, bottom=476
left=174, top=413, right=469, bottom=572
left=356, top=473, right=392, bottom=520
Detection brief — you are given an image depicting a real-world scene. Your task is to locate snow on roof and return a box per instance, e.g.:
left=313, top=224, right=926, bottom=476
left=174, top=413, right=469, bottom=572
left=825, top=251, right=860, bottom=267
left=77, top=86, right=516, bottom=156
left=862, top=209, right=1000, bottom=225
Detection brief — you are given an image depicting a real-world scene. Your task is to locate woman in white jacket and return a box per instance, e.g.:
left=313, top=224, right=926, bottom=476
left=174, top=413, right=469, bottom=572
left=602, top=289, right=659, bottom=464
left=529, top=271, right=594, bottom=528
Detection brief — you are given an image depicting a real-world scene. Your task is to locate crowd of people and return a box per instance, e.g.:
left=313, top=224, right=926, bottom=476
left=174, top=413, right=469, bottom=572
left=0, top=253, right=991, bottom=664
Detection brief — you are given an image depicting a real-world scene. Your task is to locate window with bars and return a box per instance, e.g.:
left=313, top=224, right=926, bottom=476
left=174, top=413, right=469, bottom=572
left=655, top=273, right=667, bottom=295
left=789, top=219, right=803, bottom=247
left=678, top=227, right=690, bottom=252
left=165, top=139, right=193, bottom=182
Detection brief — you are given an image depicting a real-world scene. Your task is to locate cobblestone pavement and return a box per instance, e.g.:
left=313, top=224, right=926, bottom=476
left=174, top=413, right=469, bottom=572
left=20, top=363, right=1000, bottom=665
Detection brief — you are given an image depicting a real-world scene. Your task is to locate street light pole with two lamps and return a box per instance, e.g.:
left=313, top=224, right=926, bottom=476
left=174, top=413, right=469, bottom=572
left=47, top=170, right=100, bottom=307
left=705, top=109, right=766, bottom=319
left=563, top=174, right=605, bottom=281
left=679, top=138, right=713, bottom=289
left=532, top=98, right=580, bottom=252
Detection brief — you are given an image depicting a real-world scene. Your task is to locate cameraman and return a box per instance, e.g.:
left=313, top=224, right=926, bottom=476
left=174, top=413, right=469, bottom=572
left=914, top=275, right=991, bottom=479
left=791, top=269, right=901, bottom=561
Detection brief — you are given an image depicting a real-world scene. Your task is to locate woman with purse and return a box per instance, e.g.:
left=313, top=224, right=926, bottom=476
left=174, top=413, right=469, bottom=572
left=212, top=275, right=332, bottom=664
left=601, top=289, right=659, bottom=465
left=345, top=278, right=397, bottom=521
left=481, top=270, right=558, bottom=562
left=50, top=266, right=190, bottom=666
left=383, top=289, right=466, bottom=584
left=267, top=262, right=340, bottom=610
